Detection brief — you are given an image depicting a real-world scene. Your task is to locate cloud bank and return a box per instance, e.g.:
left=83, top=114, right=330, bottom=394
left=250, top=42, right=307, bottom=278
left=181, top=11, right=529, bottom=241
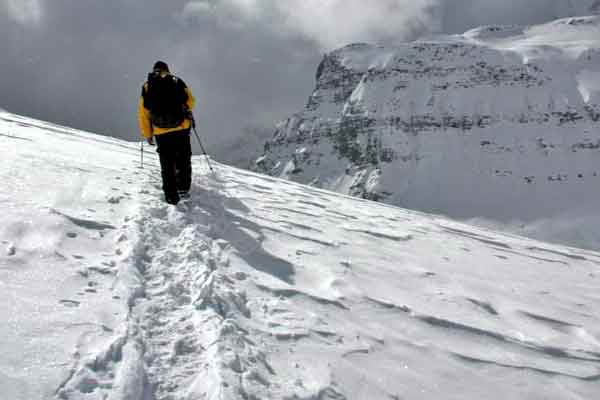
left=181, top=0, right=599, bottom=49
left=181, top=0, right=438, bottom=49
left=0, top=0, right=597, bottom=166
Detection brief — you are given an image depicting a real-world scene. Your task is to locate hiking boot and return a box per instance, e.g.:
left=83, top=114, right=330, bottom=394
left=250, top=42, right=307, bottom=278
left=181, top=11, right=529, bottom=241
left=165, top=194, right=180, bottom=205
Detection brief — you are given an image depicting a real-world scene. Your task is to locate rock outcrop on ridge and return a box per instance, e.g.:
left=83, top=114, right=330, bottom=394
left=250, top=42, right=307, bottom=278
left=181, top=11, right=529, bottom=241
left=257, top=16, right=600, bottom=222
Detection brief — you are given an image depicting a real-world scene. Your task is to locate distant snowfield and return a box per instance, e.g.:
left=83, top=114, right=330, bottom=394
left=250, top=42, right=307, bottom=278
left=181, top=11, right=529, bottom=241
left=1, top=112, right=599, bottom=399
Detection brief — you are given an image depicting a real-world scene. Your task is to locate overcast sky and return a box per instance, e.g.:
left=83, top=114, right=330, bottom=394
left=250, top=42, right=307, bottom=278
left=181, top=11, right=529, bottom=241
left=1, top=0, right=597, bottom=165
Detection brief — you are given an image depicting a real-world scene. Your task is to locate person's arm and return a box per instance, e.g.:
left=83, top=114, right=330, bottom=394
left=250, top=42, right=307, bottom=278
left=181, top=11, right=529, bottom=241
left=138, top=84, right=153, bottom=143
left=181, top=83, right=197, bottom=127
left=185, top=86, right=196, bottom=112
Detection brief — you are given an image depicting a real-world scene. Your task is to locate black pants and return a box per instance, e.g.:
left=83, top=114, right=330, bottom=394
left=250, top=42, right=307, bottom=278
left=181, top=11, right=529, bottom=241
left=155, top=129, right=192, bottom=204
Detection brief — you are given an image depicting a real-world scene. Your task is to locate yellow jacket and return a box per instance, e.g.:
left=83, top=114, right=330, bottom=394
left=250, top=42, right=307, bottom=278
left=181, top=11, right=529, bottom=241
left=138, top=74, right=196, bottom=139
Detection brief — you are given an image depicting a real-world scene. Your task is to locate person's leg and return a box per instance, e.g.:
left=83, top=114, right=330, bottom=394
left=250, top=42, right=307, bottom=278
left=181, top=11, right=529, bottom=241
left=174, top=129, right=192, bottom=196
left=156, top=134, right=180, bottom=205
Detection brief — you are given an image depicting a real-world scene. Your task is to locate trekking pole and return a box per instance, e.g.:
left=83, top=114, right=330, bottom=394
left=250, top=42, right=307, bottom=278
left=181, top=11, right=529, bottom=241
left=190, top=118, right=215, bottom=173
left=140, top=140, right=144, bottom=169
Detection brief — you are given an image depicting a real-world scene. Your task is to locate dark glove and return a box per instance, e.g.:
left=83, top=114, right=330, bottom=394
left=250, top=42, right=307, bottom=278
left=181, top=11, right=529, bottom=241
left=188, top=111, right=196, bottom=129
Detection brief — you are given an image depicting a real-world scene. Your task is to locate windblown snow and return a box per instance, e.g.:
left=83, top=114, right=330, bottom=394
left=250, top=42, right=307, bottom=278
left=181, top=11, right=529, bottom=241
left=1, top=111, right=599, bottom=399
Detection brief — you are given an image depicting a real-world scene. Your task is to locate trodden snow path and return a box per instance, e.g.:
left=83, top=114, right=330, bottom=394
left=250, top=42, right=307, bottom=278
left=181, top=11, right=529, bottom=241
left=55, top=167, right=301, bottom=400
left=63, top=167, right=600, bottom=400
left=1, top=111, right=600, bottom=399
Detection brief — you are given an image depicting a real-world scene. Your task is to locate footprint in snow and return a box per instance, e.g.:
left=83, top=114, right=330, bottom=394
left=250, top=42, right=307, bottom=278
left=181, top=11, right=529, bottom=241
left=59, top=299, right=80, bottom=308
left=84, top=281, right=99, bottom=294
left=66, top=232, right=78, bottom=238
left=102, top=260, right=117, bottom=267
left=234, top=271, right=248, bottom=281
left=6, top=244, right=16, bottom=256
left=108, top=196, right=124, bottom=204
left=89, top=265, right=114, bottom=275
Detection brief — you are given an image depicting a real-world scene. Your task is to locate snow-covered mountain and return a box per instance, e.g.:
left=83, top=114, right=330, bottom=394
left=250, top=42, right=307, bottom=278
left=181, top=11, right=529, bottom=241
left=256, top=16, right=600, bottom=250
left=2, top=112, right=600, bottom=399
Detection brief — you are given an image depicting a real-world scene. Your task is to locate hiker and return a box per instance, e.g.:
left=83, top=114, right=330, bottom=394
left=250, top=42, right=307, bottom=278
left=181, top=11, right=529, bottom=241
left=139, top=61, right=196, bottom=205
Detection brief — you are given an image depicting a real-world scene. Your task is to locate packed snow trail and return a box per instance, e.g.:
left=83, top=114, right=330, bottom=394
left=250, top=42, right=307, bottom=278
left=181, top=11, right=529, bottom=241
left=63, top=166, right=600, bottom=399
left=1, top=111, right=600, bottom=399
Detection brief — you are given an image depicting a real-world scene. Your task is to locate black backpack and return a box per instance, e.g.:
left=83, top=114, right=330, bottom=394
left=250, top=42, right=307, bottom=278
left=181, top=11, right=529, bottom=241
left=143, top=72, right=188, bottom=129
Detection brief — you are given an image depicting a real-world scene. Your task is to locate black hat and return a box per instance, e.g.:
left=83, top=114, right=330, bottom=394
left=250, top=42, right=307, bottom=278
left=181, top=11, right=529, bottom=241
left=153, top=61, right=169, bottom=72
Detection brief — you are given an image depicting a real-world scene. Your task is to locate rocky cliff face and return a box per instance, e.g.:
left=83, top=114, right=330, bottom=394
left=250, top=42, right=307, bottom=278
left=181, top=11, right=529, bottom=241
left=257, top=16, right=600, bottom=222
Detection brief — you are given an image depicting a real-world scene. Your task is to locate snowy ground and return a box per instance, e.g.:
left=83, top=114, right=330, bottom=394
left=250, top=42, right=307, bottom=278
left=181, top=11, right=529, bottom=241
left=1, top=111, right=600, bottom=399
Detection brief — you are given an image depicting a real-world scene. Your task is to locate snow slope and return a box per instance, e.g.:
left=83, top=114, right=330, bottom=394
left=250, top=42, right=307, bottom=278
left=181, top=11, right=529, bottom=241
left=1, top=111, right=600, bottom=399
left=257, top=16, right=600, bottom=251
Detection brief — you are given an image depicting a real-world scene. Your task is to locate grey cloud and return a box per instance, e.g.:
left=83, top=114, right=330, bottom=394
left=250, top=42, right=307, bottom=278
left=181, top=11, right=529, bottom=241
left=180, top=0, right=437, bottom=49
left=0, top=0, right=319, bottom=166
left=0, top=0, right=596, bottom=167
left=2, top=0, right=43, bottom=25
left=179, top=0, right=599, bottom=48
